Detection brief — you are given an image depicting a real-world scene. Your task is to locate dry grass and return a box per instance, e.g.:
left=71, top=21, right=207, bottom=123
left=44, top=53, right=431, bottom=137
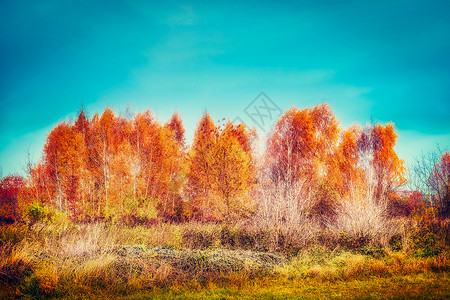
left=0, top=219, right=449, bottom=299
left=253, top=177, right=322, bottom=252
left=328, top=185, right=402, bottom=249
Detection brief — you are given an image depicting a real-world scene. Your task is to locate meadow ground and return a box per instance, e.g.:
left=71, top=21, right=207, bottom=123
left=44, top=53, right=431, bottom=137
left=1, top=222, right=449, bottom=299
left=120, top=273, right=450, bottom=300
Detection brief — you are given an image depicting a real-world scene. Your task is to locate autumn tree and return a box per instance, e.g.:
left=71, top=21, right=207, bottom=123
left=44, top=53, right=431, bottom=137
left=162, top=112, right=187, bottom=221
left=208, top=122, right=255, bottom=220
left=43, top=122, right=85, bottom=216
left=329, top=125, right=362, bottom=197
left=186, top=113, right=255, bottom=220
left=185, top=112, right=216, bottom=219
left=96, top=107, right=116, bottom=210
left=355, top=123, right=405, bottom=200
left=372, top=123, right=406, bottom=198
left=74, top=107, right=90, bottom=137
left=0, top=175, right=25, bottom=223
left=429, top=152, right=450, bottom=217
left=266, top=103, right=339, bottom=186
left=28, top=162, right=52, bottom=206
left=79, top=112, right=100, bottom=216
left=73, top=108, right=92, bottom=214
left=412, top=149, right=450, bottom=218
left=114, top=109, right=183, bottom=222
left=323, top=122, right=406, bottom=243
left=166, top=112, right=186, bottom=146
left=260, top=103, right=340, bottom=227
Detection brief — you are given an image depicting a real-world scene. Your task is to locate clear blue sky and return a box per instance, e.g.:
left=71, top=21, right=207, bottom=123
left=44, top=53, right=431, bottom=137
left=1, top=0, right=449, bottom=177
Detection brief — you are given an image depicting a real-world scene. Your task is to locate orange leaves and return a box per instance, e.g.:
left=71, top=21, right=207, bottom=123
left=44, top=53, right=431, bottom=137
left=166, top=112, right=186, bottom=145
left=267, top=103, right=339, bottom=185
left=372, top=124, right=403, bottom=172
left=371, top=123, right=406, bottom=196
left=43, top=122, right=85, bottom=214
left=20, top=102, right=408, bottom=223
left=0, top=176, right=25, bottom=222
left=330, top=125, right=362, bottom=197
left=266, top=103, right=405, bottom=206
left=74, top=108, right=90, bottom=136
left=34, top=107, right=187, bottom=220
left=186, top=114, right=255, bottom=221
left=209, top=122, right=255, bottom=219
left=439, top=152, right=450, bottom=177
left=45, top=123, right=85, bottom=173
left=340, top=126, right=360, bottom=167
left=185, top=112, right=216, bottom=218
left=310, top=103, right=340, bottom=158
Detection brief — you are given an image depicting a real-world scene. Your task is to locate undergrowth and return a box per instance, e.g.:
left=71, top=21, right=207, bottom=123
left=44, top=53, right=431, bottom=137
left=0, top=220, right=449, bottom=299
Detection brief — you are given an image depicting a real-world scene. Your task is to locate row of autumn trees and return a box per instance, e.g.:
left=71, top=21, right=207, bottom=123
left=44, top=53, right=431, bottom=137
left=1, top=103, right=449, bottom=224
left=18, top=107, right=256, bottom=222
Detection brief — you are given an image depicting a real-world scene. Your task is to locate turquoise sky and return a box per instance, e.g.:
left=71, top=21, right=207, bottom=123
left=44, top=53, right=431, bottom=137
left=1, top=0, right=449, bottom=177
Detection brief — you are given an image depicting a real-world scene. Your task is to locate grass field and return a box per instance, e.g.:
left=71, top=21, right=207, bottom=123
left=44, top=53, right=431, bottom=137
left=120, top=273, right=450, bottom=300
left=1, top=221, right=449, bottom=299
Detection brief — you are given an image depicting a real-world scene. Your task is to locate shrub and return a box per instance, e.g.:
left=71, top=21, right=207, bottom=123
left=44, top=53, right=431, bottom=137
left=0, top=258, right=33, bottom=286
left=0, top=224, right=30, bottom=246
left=360, top=245, right=385, bottom=258
left=181, top=222, right=221, bottom=249
left=104, top=195, right=159, bottom=226
left=25, top=203, right=66, bottom=227
left=411, top=229, right=442, bottom=257
left=389, top=234, right=403, bottom=251
left=27, top=203, right=47, bottom=224
left=330, top=186, right=400, bottom=250
left=388, top=192, right=418, bottom=217
left=410, top=214, right=449, bottom=257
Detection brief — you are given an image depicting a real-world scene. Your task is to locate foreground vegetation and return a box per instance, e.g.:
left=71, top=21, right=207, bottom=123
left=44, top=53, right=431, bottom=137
left=1, top=218, right=449, bottom=299
left=122, top=274, right=450, bottom=300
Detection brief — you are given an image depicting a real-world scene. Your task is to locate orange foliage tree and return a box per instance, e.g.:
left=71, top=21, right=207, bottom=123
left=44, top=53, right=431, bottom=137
left=163, top=112, right=187, bottom=221
left=28, top=162, right=52, bottom=206
left=266, top=103, right=339, bottom=186
left=209, top=122, right=255, bottom=220
left=186, top=113, right=255, bottom=221
left=166, top=112, right=186, bottom=145
left=43, top=122, right=85, bottom=216
left=185, top=112, right=217, bottom=219
left=0, top=175, right=25, bottom=223
left=261, top=103, right=340, bottom=226
left=355, top=123, right=405, bottom=200
left=261, top=103, right=405, bottom=227
left=371, top=123, right=406, bottom=198
left=329, top=125, right=363, bottom=197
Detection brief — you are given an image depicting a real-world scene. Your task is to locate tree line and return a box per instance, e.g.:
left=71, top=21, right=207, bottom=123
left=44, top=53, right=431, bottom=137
left=1, top=103, right=449, bottom=224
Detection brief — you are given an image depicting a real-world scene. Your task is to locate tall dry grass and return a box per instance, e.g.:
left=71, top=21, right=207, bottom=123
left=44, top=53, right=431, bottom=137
left=328, top=184, right=402, bottom=248
left=253, top=175, right=321, bottom=252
